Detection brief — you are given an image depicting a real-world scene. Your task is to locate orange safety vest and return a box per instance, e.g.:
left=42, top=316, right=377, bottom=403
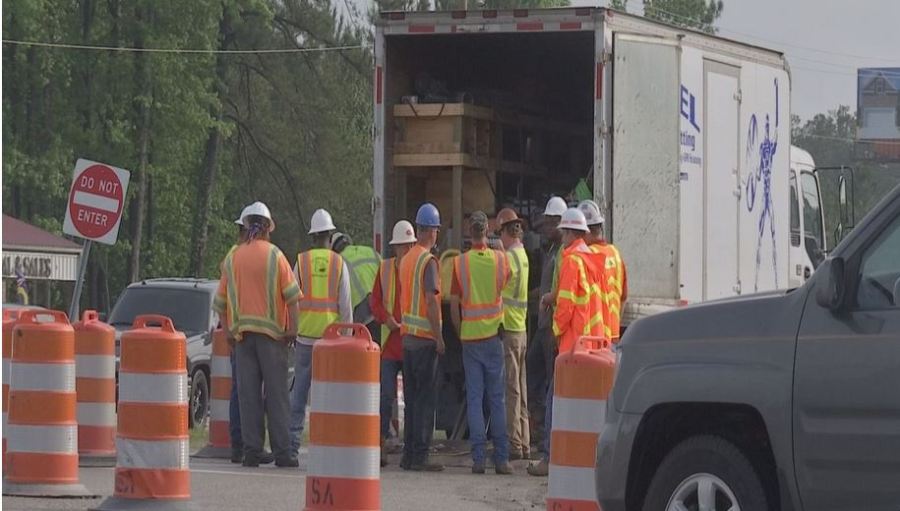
left=399, top=245, right=441, bottom=340
left=553, top=239, right=605, bottom=353
left=297, top=248, right=342, bottom=338
left=589, top=242, right=624, bottom=340
left=454, top=247, right=507, bottom=341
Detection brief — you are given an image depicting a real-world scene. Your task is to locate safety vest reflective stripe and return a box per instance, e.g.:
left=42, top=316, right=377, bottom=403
left=589, top=242, right=623, bottom=339
left=378, top=259, right=397, bottom=345
left=501, top=247, right=529, bottom=332
left=343, top=246, right=381, bottom=308
left=457, top=249, right=506, bottom=341
left=298, top=249, right=341, bottom=338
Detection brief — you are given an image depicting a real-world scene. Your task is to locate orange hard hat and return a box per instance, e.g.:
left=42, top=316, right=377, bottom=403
left=496, top=207, right=524, bottom=227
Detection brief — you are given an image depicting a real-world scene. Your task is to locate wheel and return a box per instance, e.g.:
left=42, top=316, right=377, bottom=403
left=643, top=435, right=768, bottom=511
left=189, top=368, right=210, bottom=430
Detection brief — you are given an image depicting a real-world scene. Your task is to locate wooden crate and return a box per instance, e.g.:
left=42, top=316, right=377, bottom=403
left=392, top=103, right=497, bottom=168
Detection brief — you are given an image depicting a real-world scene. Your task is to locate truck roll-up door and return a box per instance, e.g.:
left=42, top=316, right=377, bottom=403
left=612, top=34, right=680, bottom=300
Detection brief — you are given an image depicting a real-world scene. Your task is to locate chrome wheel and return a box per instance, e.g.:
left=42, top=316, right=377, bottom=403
left=666, top=473, right=740, bottom=511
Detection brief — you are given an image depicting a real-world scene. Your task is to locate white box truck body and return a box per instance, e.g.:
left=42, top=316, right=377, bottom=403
left=373, top=7, right=825, bottom=327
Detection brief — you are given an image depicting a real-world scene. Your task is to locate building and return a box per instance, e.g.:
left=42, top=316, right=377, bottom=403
left=2, top=215, right=82, bottom=307
left=857, top=68, right=900, bottom=161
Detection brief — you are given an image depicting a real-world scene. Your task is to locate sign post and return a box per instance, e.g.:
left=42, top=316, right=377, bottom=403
left=63, top=159, right=130, bottom=319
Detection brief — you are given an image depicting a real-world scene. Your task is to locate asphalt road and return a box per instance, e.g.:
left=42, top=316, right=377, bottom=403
left=3, top=457, right=548, bottom=511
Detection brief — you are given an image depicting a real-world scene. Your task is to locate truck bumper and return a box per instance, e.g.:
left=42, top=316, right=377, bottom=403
left=596, top=411, right=643, bottom=511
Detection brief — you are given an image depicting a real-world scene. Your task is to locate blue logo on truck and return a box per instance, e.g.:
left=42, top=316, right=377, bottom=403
left=680, top=85, right=701, bottom=167
left=745, top=78, right=780, bottom=291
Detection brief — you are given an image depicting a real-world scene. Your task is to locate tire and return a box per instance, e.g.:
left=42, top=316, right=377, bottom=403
left=642, top=435, right=769, bottom=511
left=189, top=368, right=210, bottom=430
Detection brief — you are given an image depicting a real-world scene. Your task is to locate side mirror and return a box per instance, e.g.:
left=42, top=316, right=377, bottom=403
left=204, top=327, right=214, bottom=346
left=893, top=277, right=900, bottom=308
left=816, top=257, right=846, bottom=311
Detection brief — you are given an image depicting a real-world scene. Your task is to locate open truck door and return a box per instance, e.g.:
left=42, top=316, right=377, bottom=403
left=815, top=165, right=857, bottom=249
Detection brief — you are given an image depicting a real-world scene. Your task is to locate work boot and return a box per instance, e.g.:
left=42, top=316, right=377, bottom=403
left=471, top=461, right=485, bottom=474
left=509, top=450, right=523, bottom=461
left=410, top=461, right=444, bottom=472
left=242, top=455, right=260, bottom=468
left=275, top=457, right=299, bottom=468
left=231, top=446, right=243, bottom=464
left=495, top=461, right=514, bottom=475
left=527, top=459, right=549, bottom=477
left=259, top=451, right=275, bottom=465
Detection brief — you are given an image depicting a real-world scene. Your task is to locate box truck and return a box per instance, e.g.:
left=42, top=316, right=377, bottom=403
left=372, top=7, right=828, bottom=328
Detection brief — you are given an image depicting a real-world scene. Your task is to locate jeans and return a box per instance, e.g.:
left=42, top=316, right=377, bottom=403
left=527, top=326, right=556, bottom=445
left=502, top=330, right=529, bottom=455
left=402, top=345, right=438, bottom=466
left=462, top=336, right=509, bottom=464
left=289, top=343, right=314, bottom=455
left=235, top=333, right=291, bottom=462
left=542, top=373, right=554, bottom=459
left=380, top=359, right=403, bottom=439
left=229, top=351, right=241, bottom=448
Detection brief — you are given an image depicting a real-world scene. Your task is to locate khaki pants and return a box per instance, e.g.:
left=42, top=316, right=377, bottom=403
left=502, top=330, right=530, bottom=455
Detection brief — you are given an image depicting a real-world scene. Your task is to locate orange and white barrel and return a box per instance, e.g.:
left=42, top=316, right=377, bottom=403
left=2, top=310, right=92, bottom=497
left=305, top=324, right=380, bottom=511
left=2, top=308, right=20, bottom=473
left=94, top=314, right=192, bottom=511
left=74, top=310, right=117, bottom=465
left=195, top=329, right=231, bottom=458
left=546, top=337, right=616, bottom=511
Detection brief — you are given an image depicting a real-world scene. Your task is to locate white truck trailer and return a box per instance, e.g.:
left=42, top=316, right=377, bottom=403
left=372, top=7, right=828, bottom=328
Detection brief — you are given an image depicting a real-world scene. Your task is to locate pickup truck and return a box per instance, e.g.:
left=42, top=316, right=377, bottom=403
left=595, top=184, right=900, bottom=511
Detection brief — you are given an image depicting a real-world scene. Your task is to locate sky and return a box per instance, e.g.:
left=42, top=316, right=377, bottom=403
left=570, top=0, right=900, bottom=122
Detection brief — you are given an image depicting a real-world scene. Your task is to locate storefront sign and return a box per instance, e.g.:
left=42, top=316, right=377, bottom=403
left=2, top=251, right=78, bottom=281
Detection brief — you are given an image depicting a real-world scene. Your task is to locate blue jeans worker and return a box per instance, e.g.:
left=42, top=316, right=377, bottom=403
left=450, top=211, right=513, bottom=474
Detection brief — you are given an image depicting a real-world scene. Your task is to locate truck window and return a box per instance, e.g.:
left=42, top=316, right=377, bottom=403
left=790, top=170, right=801, bottom=247
left=856, top=214, right=900, bottom=310
left=801, top=172, right=825, bottom=265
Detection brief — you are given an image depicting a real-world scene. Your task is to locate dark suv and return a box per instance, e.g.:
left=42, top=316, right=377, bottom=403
left=108, top=278, right=218, bottom=429
left=596, top=185, right=900, bottom=511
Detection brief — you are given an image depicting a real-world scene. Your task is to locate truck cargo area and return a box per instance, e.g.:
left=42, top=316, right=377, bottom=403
left=381, top=30, right=595, bottom=248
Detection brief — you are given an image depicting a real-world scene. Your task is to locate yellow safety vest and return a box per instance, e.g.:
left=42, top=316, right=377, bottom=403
left=455, top=248, right=507, bottom=341
left=342, top=245, right=381, bottom=308
left=297, top=248, right=342, bottom=338
left=377, top=258, right=397, bottom=345
left=501, top=246, right=529, bottom=333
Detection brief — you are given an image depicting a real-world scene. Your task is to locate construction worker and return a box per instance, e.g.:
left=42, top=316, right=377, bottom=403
left=399, top=203, right=445, bottom=472
left=331, top=232, right=382, bottom=341
left=496, top=207, right=531, bottom=461
left=224, top=206, right=273, bottom=465
left=528, top=207, right=605, bottom=477
left=526, top=196, right=567, bottom=452
left=450, top=211, right=513, bottom=475
left=290, top=208, right=352, bottom=457
left=579, top=200, right=628, bottom=342
left=213, top=201, right=301, bottom=467
left=371, top=220, right=417, bottom=467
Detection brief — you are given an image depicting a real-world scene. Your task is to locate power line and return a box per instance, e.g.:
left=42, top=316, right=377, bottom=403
left=1, top=39, right=369, bottom=54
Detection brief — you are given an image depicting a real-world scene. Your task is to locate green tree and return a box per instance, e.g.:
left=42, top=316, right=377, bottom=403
left=610, top=0, right=723, bottom=33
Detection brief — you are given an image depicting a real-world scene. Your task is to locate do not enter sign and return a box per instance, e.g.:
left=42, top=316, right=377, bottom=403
left=63, top=159, right=131, bottom=245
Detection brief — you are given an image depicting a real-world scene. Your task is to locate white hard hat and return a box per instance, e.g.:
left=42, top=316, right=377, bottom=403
left=578, top=200, right=605, bottom=226
left=544, top=196, right=568, bottom=217
left=559, top=208, right=589, bottom=232
left=390, top=220, right=417, bottom=245
left=309, top=208, right=336, bottom=235
left=240, top=201, right=275, bottom=232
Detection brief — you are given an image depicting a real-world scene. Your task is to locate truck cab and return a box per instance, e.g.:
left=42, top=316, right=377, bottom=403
left=788, top=146, right=827, bottom=287
left=594, top=183, right=900, bottom=511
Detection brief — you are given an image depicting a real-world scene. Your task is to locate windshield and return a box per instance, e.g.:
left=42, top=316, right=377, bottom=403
left=108, top=287, right=210, bottom=334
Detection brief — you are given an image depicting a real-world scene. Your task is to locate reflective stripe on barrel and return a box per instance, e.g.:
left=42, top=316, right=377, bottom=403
left=546, top=337, right=615, bottom=511
left=305, top=324, right=380, bottom=511
left=208, top=330, right=232, bottom=449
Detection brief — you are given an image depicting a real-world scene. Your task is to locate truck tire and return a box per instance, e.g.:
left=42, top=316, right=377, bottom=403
left=189, top=368, right=209, bottom=430
left=642, top=435, right=768, bottom=511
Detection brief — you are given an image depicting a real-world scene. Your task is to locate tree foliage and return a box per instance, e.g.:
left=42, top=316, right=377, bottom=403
left=610, top=0, right=723, bottom=33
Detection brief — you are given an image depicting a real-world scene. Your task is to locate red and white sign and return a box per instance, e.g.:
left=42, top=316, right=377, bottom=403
left=63, top=159, right=131, bottom=245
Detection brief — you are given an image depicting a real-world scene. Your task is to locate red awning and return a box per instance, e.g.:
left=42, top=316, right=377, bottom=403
left=2, top=215, right=82, bottom=253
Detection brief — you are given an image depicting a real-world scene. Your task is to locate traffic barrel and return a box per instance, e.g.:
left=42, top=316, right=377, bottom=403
left=2, top=309, right=93, bottom=497
left=546, top=337, right=616, bottom=511
left=93, top=315, right=195, bottom=511
left=194, top=328, right=231, bottom=458
left=305, top=323, right=380, bottom=511
left=74, top=310, right=117, bottom=466
left=2, top=308, right=20, bottom=473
